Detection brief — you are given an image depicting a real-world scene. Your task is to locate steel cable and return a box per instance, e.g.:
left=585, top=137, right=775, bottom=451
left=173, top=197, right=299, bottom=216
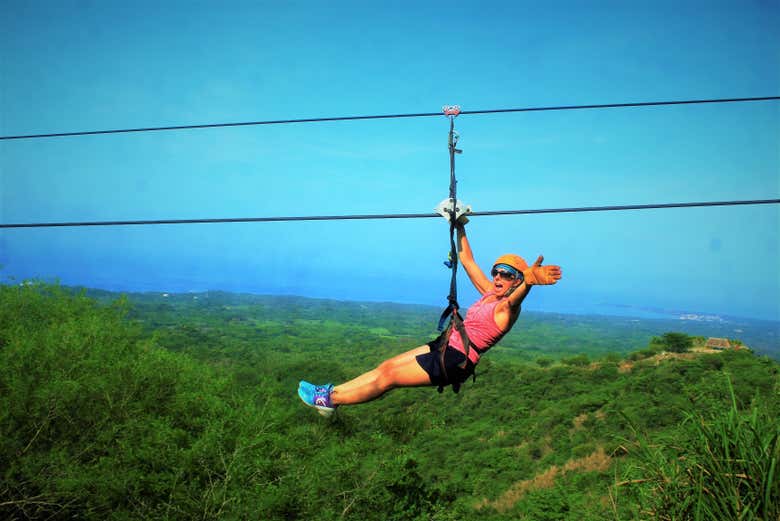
left=1, top=96, right=778, bottom=141
left=2, top=199, right=778, bottom=229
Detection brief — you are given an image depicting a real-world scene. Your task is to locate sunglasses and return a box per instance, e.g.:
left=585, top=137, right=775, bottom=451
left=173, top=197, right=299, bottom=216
left=491, top=267, right=519, bottom=281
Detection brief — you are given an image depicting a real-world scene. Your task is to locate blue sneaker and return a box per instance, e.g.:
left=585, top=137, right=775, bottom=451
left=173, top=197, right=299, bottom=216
left=298, top=381, right=336, bottom=417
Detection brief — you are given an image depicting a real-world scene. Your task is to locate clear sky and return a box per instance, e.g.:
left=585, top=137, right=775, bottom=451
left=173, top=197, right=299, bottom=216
left=1, top=0, right=779, bottom=321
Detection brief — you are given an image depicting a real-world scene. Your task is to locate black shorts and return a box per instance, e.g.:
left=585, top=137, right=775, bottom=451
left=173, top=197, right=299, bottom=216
left=415, top=332, right=476, bottom=390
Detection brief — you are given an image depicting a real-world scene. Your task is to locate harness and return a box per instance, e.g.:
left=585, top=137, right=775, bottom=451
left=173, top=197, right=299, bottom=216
left=435, top=106, right=475, bottom=393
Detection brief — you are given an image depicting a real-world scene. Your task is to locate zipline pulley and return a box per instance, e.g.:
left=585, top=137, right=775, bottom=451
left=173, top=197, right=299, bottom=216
left=434, top=198, right=471, bottom=223
left=442, top=105, right=461, bottom=117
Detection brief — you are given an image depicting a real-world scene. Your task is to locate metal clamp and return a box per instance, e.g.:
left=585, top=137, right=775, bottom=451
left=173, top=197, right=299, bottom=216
left=434, top=197, right=472, bottom=223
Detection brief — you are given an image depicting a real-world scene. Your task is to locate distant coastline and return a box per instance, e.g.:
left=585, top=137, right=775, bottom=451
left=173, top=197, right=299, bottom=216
left=70, top=285, right=779, bottom=359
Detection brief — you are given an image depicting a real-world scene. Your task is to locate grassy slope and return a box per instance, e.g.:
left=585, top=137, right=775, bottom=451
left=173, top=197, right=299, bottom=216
left=1, top=284, right=778, bottom=520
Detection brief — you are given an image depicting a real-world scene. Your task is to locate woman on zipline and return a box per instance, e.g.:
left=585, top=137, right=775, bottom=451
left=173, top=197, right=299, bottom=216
left=298, top=220, right=562, bottom=416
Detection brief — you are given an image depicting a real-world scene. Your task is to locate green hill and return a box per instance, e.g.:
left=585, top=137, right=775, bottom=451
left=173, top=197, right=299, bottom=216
left=85, top=288, right=780, bottom=361
left=1, top=283, right=778, bottom=520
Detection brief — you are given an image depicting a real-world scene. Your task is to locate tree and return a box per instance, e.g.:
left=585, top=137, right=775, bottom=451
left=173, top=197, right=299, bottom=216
left=660, top=332, right=693, bottom=353
left=562, top=354, right=590, bottom=367
left=536, top=357, right=553, bottom=368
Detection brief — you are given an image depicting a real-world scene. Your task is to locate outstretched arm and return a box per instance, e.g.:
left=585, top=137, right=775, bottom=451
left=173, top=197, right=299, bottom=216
left=455, top=223, right=493, bottom=295
left=506, top=279, right=531, bottom=310
left=506, top=256, right=562, bottom=310
left=523, top=256, right=562, bottom=286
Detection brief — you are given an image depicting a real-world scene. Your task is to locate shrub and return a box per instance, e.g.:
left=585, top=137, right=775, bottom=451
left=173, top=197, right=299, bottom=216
left=660, top=332, right=693, bottom=353
left=617, top=376, right=779, bottom=520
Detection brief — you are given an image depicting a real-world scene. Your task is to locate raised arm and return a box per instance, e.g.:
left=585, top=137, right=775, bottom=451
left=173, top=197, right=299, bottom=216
left=455, top=223, right=493, bottom=295
left=503, top=255, right=562, bottom=313
left=506, top=277, right=532, bottom=309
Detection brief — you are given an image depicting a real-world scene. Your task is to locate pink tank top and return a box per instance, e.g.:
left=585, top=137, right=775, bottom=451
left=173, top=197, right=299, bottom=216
left=447, top=292, right=507, bottom=364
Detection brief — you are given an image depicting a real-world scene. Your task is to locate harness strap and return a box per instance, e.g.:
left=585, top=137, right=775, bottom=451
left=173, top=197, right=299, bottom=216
left=436, top=106, right=472, bottom=393
left=436, top=312, right=474, bottom=393
left=437, top=113, right=463, bottom=333
left=443, top=112, right=462, bottom=313
left=450, top=310, right=471, bottom=369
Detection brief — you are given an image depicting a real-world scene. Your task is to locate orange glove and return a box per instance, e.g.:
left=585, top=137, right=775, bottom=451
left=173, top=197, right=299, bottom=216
left=522, top=255, right=562, bottom=285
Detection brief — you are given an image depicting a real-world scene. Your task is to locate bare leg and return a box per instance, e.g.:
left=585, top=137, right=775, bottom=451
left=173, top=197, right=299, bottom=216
left=335, top=345, right=431, bottom=394
left=331, top=345, right=432, bottom=406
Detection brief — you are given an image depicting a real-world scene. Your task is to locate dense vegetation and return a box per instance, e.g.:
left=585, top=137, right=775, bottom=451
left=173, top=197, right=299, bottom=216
left=1, top=283, right=778, bottom=520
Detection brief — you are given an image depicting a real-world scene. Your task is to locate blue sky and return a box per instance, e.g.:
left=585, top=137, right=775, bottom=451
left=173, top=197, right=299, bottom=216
left=1, top=0, right=779, bottom=321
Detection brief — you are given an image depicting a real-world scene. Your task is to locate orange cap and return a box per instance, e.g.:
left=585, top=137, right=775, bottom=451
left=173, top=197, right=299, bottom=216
left=493, top=254, right=528, bottom=272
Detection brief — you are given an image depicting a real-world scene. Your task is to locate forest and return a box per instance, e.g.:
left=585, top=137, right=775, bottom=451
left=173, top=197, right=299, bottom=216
left=1, top=282, right=778, bottom=520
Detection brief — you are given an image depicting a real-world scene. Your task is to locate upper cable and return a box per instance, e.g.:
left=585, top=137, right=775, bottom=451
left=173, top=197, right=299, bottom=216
left=1, top=96, right=778, bottom=141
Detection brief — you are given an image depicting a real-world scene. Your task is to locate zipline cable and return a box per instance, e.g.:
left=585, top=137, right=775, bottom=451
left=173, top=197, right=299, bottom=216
left=1, top=96, right=778, bottom=141
left=2, top=199, right=778, bottom=229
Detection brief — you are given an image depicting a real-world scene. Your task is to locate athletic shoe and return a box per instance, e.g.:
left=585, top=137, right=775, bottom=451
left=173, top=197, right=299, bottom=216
left=298, top=381, right=336, bottom=417
left=298, top=380, right=317, bottom=401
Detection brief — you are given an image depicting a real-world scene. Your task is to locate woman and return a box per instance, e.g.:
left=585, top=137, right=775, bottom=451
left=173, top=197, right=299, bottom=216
left=298, top=221, right=562, bottom=416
